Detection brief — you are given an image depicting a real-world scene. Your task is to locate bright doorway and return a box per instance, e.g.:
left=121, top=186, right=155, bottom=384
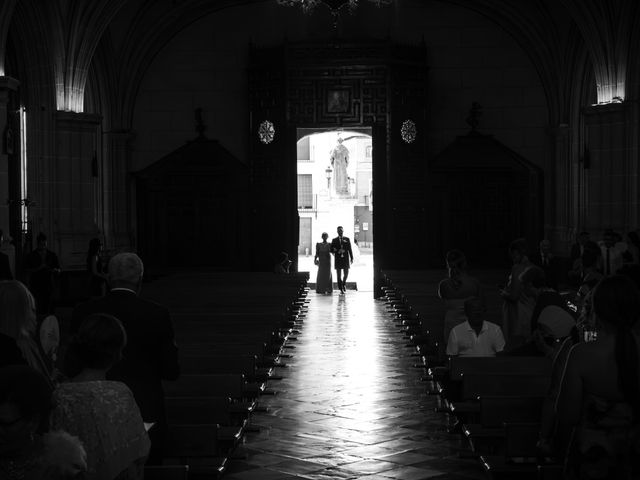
left=296, top=128, right=374, bottom=291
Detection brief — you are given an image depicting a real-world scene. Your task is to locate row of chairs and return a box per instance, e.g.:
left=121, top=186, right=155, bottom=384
left=381, top=270, right=565, bottom=480
left=141, top=272, right=310, bottom=479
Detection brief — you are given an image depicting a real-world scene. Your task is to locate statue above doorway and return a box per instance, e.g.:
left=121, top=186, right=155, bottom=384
left=330, top=137, right=349, bottom=196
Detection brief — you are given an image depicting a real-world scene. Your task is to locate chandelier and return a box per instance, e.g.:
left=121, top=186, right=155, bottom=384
left=277, top=0, right=393, bottom=18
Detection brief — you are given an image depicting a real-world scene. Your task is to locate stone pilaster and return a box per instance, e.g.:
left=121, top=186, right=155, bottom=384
left=547, top=124, right=575, bottom=253
left=0, top=76, right=19, bottom=233
left=103, top=130, right=133, bottom=252
left=53, top=111, right=102, bottom=269
left=0, top=76, right=19, bottom=275
left=582, top=102, right=636, bottom=236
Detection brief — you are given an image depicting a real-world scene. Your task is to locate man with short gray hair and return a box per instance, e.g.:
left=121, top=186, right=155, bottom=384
left=108, top=252, right=144, bottom=288
left=71, top=252, right=179, bottom=464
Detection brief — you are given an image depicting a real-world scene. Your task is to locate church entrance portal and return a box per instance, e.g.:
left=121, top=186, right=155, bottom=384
left=296, top=128, right=374, bottom=292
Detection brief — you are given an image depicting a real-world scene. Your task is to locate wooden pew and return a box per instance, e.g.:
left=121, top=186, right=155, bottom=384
left=164, top=424, right=227, bottom=479
left=144, top=465, right=189, bottom=480
left=448, top=356, right=551, bottom=379
left=479, top=423, right=543, bottom=480
left=463, top=396, right=544, bottom=455
left=164, top=373, right=256, bottom=418
left=166, top=397, right=245, bottom=452
left=460, top=374, right=550, bottom=400
left=136, top=271, right=309, bottom=464
left=429, top=355, right=551, bottom=390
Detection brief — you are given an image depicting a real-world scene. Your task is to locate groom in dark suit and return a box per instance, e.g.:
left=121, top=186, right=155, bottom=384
left=71, top=252, right=180, bottom=464
left=330, top=226, right=354, bottom=294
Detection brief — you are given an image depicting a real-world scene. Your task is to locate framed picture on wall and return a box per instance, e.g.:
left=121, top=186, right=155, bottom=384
left=327, top=89, right=350, bottom=113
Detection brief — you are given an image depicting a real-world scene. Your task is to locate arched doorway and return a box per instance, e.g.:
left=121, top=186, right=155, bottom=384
left=248, top=40, right=428, bottom=295
left=296, top=128, right=374, bottom=291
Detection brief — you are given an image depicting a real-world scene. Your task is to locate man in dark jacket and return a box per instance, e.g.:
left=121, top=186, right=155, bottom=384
left=71, top=252, right=179, bottom=464
left=24, top=233, right=60, bottom=313
left=330, top=225, right=354, bottom=294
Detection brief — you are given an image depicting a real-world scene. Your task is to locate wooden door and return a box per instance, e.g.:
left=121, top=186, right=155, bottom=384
left=446, top=172, right=520, bottom=268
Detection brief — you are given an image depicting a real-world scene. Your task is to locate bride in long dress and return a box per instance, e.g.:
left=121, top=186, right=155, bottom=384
left=314, top=232, right=333, bottom=294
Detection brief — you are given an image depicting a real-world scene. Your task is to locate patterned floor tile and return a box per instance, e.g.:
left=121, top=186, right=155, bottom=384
left=223, top=291, right=485, bottom=479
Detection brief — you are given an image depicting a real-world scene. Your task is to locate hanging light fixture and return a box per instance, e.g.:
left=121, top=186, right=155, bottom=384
left=277, top=0, right=393, bottom=21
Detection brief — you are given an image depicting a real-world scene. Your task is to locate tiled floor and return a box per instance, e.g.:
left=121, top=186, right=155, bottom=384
left=223, top=290, right=486, bottom=480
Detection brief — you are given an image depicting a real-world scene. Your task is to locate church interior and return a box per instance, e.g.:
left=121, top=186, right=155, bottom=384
left=1, top=0, right=640, bottom=479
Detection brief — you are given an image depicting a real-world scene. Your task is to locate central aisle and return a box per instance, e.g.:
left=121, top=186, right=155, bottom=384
left=224, top=291, right=485, bottom=480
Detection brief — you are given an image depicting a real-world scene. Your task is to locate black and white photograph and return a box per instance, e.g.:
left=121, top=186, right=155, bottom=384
left=0, top=1, right=639, bottom=479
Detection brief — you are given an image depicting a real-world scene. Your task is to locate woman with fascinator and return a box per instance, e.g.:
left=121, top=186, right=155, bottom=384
left=438, top=249, right=483, bottom=345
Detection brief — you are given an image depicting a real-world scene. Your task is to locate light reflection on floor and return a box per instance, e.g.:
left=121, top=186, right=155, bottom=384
left=298, top=247, right=374, bottom=292
left=224, top=290, right=485, bottom=480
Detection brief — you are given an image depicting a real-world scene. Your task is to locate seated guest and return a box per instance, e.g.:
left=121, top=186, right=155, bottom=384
left=525, top=266, right=576, bottom=335
left=503, top=266, right=576, bottom=357
left=574, top=247, right=603, bottom=309
left=624, top=230, right=640, bottom=265
left=570, top=231, right=590, bottom=263
left=446, top=297, right=505, bottom=357
left=53, top=313, right=150, bottom=480
left=537, top=300, right=584, bottom=460
left=71, top=253, right=179, bottom=465
left=500, top=238, right=535, bottom=348
left=569, top=240, right=601, bottom=285
left=24, top=232, right=61, bottom=315
left=86, top=237, right=108, bottom=298
left=274, top=251, right=292, bottom=274
left=531, top=239, right=560, bottom=290
left=556, top=275, right=640, bottom=479
left=0, top=365, right=87, bottom=479
left=598, top=228, right=629, bottom=276
left=0, top=280, right=55, bottom=383
left=438, top=249, right=483, bottom=344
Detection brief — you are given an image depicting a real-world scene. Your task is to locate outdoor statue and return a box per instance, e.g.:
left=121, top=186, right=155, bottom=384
left=330, top=137, right=349, bottom=195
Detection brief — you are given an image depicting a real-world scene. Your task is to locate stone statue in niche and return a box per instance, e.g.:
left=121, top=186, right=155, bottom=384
left=195, top=107, right=206, bottom=138
left=466, top=102, right=482, bottom=131
left=330, top=137, right=349, bottom=196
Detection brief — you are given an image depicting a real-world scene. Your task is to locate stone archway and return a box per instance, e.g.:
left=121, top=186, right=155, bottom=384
left=248, top=40, right=428, bottom=295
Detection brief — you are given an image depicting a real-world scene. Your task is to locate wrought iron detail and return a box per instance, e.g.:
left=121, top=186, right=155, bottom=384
left=258, top=120, right=275, bottom=144
left=401, top=119, right=416, bottom=143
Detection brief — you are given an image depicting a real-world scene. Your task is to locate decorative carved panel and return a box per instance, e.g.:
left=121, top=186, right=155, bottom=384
left=135, top=139, right=250, bottom=271
left=428, top=132, right=543, bottom=267
left=249, top=40, right=428, bottom=283
left=287, top=64, right=388, bottom=126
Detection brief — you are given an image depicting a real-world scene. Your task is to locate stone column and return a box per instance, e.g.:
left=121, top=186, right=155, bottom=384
left=0, top=76, right=19, bottom=235
left=583, top=103, right=636, bottom=236
left=548, top=124, right=574, bottom=253
left=103, top=129, right=133, bottom=252
left=53, top=111, right=102, bottom=268
left=0, top=76, right=19, bottom=276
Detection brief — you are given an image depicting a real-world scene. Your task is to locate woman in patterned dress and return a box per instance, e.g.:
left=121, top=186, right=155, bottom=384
left=52, top=313, right=150, bottom=480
